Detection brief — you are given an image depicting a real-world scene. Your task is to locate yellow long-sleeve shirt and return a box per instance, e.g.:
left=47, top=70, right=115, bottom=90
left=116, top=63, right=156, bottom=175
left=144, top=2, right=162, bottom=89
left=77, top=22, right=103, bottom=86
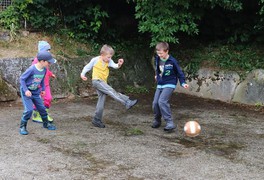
left=81, top=56, right=119, bottom=82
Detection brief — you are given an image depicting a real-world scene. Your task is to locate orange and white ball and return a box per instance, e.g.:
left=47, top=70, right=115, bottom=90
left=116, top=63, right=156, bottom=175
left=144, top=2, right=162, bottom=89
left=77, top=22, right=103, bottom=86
left=184, top=121, right=201, bottom=137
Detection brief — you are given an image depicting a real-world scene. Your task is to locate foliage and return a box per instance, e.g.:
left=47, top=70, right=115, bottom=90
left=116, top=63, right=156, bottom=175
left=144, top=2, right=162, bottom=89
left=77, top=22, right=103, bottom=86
left=27, top=0, right=59, bottom=30
left=26, top=0, right=108, bottom=41
left=15, top=0, right=33, bottom=29
left=254, top=102, right=264, bottom=111
left=0, top=5, right=19, bottom=30
left=205, top=45, right=264, bottom=73
left=72, top=5, right=109, bottom=41
left=256, top=0, right=264, bottom=33
left=1, top=0, right=263, bottom=46
left=181, top=43, right=264, bottom=77
left=183, top=59, right=203, bottom=77
left=133, top=0, right=243, bottom=46
left=134, top=0, right=199, bottom=46
left=260, top=0, right=264, bottom=14
left=125, top=85, right=149, bottom=94
left=198, top=0, right=242, bottom=11
left=9, top=23, right=18, bottom=41
left=0, top=0, right=108, bottom=41
left=0, top=0, right=33, bottom=30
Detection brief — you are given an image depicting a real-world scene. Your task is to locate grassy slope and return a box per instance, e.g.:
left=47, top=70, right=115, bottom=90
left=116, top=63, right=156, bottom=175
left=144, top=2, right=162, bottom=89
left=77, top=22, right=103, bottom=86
left=0, top=32, right=91, bottom=59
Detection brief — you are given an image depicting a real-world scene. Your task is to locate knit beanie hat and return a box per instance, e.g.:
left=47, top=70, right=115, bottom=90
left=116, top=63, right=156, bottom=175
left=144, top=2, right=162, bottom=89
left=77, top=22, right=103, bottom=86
left=38, top=41, right=51, bottom=52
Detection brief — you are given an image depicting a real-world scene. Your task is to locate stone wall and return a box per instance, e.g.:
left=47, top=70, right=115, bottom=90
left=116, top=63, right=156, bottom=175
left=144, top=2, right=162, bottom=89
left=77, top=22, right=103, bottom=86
left=175, top=68, right=264, bottom=105
left=0, top=57, right=94, bottom=101
left=0, top=55, right=153, bottom=101
left=0, top=58, right=263, bottom=106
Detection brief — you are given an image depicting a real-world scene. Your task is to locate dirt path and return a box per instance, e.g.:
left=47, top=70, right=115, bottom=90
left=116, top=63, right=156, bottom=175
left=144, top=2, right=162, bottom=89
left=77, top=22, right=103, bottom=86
left=0, top=93, right=263, bottom=180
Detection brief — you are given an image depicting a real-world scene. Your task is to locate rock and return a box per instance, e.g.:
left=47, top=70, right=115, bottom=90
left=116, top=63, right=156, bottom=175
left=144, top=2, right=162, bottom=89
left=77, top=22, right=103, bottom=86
left=0, top=31, right=10, bottom=41
left=20, top=30, right=30, bottom=37
left=0, top=75, right=18, bottom=101
left=0, top=58, right=31, bottom=90
left=233, top=69, right=264, bottom=105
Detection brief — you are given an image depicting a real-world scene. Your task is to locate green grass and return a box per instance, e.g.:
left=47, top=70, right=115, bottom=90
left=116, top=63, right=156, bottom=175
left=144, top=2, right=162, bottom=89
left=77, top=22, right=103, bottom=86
left=125, top=85, right=149, bottom=94
left=124, top=128, right=144, bottom=136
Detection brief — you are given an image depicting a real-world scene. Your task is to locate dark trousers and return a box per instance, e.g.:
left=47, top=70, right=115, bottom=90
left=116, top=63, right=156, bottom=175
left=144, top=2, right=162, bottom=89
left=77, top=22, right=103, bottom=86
left=20, top=88, right=47, bottom=122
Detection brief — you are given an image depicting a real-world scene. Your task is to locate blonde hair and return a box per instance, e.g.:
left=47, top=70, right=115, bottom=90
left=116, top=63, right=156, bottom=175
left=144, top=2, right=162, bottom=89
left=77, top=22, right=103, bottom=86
left=100, top=44, right=115, bottom=55
left=156, top=42, right=169, bottom=52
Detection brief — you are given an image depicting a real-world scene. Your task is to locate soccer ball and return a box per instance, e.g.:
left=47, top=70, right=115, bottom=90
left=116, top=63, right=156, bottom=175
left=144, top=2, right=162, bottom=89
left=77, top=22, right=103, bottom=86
left=184, top=121, right=201, bottom=137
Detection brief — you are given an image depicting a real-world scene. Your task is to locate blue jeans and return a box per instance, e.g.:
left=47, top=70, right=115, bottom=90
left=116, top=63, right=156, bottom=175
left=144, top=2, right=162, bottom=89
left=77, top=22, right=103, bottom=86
left=20, top=88, right=47, bottom=122
left=152, top=88, right=174, bottom=122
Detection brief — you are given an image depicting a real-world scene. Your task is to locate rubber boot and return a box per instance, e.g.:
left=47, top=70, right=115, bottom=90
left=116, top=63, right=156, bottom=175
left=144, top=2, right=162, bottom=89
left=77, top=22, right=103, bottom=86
left=164, top=119, right=175, bottom=132
left=20, top=121, right=28, bottom=135
left=92, top=118, right=105, bottom=128
left=151, top=119, right=161, bottom=128
left=42, top=117, right=56, bottom=130
left=46, top=108, right=54, bottom=122
left=32, top=110, right=42, bottom=123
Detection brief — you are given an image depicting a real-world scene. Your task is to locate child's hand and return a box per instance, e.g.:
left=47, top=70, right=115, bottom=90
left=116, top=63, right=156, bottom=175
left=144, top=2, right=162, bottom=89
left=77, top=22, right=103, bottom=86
left=51, top=74, right=56, bottom=78
left=25, top=90, right=32, bottom=97
left=41, top=91, right=46, bottom=96
left=81, top=74, right=87, bottom=81
left=118, top=59, right=124, bottom=67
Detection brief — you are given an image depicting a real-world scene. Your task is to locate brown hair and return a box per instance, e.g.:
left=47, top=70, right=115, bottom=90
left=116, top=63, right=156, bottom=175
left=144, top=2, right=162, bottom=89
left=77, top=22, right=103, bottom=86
left=100, top=44, right=115, bottom=55
left=156, top=42, right=169, bottom=51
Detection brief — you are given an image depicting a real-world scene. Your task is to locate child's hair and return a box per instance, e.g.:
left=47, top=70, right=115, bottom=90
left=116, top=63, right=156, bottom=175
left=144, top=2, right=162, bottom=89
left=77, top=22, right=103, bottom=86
left=100, top=44, right=115, bottom=55
left=156, top=42, right=169, bottom=51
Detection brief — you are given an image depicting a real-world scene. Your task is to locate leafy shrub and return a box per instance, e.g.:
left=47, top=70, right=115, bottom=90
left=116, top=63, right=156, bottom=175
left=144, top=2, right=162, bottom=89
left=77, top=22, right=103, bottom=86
left=179, top=43, right=264, bottom=77
left=125, top=85, right=149, bottom=94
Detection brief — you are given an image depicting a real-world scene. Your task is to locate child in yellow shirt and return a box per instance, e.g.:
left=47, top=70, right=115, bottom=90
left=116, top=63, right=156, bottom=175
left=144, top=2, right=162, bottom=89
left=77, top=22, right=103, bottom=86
left=81, top=44, right=138, bottom=128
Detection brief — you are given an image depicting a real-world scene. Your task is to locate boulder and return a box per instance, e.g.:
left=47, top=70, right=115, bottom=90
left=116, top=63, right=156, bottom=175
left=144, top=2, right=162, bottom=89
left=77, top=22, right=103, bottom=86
left=233, top=69, right=264, bottom=105
left=0, top=75, right=18, bottom=101
left=0, top=58, right=31, bottom=90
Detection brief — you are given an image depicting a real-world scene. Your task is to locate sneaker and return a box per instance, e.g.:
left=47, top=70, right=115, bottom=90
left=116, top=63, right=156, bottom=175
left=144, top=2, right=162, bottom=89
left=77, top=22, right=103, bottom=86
left=151, top=120, right=161, bottom=128
left=43, top=122, right=56, bottom=130
left=126, top=99, right=138, bottom=110
left=164, top=125, right=176, bottom=132
left=164, top=120, right=175, bottom=132
left=92, top=119, right=105, bottom=128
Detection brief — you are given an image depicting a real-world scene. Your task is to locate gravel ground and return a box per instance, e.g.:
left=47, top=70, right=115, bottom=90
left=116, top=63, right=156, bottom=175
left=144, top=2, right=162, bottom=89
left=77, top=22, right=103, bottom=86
left=0, top=93, right=263, bottom=180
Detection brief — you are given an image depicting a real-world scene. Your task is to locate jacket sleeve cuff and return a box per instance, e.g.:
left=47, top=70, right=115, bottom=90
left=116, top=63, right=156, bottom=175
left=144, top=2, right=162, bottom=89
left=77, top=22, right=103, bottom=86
left=181, top=83, right=186, bottom=87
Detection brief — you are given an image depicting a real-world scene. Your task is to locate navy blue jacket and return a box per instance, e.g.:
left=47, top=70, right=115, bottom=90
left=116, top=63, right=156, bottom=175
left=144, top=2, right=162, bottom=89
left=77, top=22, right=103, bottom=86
left=155, top=55, right=186, bottom=88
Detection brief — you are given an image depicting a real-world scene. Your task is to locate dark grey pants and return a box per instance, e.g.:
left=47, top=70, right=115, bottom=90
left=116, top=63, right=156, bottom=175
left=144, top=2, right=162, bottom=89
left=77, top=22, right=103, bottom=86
left=92, top=80, right=130, bottom=121
left=152, top=88, right=174, bottom=122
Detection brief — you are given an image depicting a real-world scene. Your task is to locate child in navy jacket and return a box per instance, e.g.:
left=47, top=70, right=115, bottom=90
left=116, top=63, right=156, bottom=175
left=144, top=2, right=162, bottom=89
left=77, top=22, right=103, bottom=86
left=152, top=42, right=189, bottom=132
